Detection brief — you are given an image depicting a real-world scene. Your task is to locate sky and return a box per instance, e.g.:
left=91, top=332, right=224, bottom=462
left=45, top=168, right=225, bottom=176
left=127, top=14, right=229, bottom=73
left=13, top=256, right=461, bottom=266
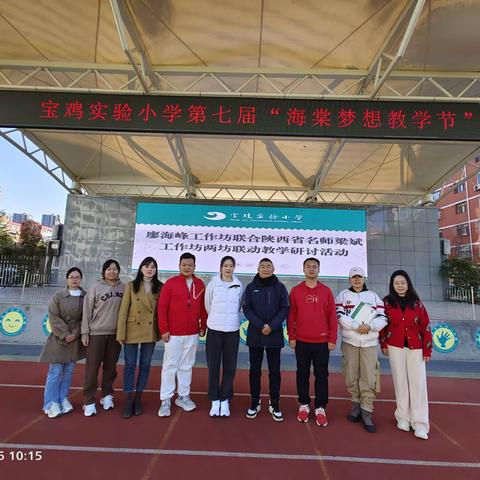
left=0, top=137, right=68, bottom=223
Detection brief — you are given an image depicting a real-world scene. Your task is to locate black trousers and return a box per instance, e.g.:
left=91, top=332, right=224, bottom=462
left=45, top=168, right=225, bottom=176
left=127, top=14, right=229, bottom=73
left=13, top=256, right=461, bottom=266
left=295, top=341, right=330, bottom=409
left=206, top=329, right=240, bottom=401
left=248, top=347, right=281, bottom=404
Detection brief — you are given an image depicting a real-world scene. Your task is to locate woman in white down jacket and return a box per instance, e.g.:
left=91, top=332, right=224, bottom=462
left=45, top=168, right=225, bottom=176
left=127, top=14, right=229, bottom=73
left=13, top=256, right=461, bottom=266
left=205, top=256, right=244, bottom=418
left=335, top=267, right=387, bottom=433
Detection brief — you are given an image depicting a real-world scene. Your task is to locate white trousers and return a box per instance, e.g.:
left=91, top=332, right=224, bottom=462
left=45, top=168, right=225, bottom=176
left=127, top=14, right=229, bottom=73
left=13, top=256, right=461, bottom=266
left=160, top=334, right=198, bottom=401
left=388, top=345, right=429, bottom=432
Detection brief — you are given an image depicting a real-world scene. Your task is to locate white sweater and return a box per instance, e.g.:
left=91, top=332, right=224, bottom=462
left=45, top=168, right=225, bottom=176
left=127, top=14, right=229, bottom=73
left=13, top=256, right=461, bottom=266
left=335, top=288, right=387, bottom=348
left=205, top=274, right=244, bottom=332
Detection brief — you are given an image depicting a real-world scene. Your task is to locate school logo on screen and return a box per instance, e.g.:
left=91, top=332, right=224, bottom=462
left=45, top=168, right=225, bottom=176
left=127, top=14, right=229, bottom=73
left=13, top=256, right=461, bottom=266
left=0, top=307, right=27, bottom=336
left=432, top=324, right=458, bottom=353
left=42, top=314, right=52, bottom=336
left=203, top=212, right=226, bottom=221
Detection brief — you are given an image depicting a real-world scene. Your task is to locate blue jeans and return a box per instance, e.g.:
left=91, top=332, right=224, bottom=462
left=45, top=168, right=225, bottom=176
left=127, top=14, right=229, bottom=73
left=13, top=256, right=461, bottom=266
left=43, top=362, right=76, bottom=410
left=123, top=342, right=156, bottom=393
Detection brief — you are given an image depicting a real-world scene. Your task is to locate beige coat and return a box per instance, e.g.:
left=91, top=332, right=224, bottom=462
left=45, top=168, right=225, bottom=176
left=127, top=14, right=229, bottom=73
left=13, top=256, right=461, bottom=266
left=116, top=281, right=161, bottom=344
left=39, top=289, right=87, bottom=363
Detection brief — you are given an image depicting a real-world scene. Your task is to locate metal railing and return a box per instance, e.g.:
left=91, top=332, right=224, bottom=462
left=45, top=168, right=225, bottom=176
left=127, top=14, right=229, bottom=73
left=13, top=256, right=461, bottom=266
left=445, top=286, right=479, bottom=304
left=0, top=257, right=51, bottom=287
left=444, top=286, right=480, bottom=321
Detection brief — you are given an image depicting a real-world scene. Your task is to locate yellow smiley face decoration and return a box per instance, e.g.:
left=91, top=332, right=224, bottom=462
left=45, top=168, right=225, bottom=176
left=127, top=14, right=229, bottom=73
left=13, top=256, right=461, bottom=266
left=0, top=307, right=27, bottom=336
left=198, top=329, right=207, bottom=344
left=238, top=318, right=289, bottom=345
left=239, top=318, right=249, bottom=345
left=282, top=322, right=289, bottom=346
left=42, top=314, right=52, bottom=336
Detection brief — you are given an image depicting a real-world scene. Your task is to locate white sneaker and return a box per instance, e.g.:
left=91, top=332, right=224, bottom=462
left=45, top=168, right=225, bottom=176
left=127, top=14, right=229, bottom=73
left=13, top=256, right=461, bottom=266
left=175, top=395, right=196, bottom=412
left=269, top=402, right=284, bottom=422
left=83, top=403, right=97, bottom=417
left=100, top=395, right=114, bottom=410
left=158, top=399, right=171, bottom=417
left=220, top=400, right=230, bottom=417
left=209, top=400, right=220, bottom=417
left=397, top=420, right=410, bottom=432
left=61, top=398, right=74, bottom=414
left=44, top=402, right=62, bottom=419
left=414, top=429, right=429, bottom=440
left=246, top=399, right=261, bottom=419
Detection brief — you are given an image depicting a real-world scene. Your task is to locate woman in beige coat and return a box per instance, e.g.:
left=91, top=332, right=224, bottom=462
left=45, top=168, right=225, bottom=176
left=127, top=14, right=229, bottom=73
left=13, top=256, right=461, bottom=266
left=40, top=267, right=86, bottom=418
left=117, top=256, right=163, bottom=418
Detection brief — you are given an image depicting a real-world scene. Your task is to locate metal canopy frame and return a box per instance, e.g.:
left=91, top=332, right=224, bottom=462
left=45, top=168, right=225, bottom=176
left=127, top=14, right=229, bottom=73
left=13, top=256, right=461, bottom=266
left=81, top=181, right=423, bottom=207
left=1, top=61, right=479, bottom=102
left=109, top=0, right=159, bottom=93
left=0, top=128, right=76, bottom=193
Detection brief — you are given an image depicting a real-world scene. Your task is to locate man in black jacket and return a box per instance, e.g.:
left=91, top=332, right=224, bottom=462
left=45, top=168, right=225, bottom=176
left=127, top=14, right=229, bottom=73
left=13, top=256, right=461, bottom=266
left=242, top=258, right=289, bottom=421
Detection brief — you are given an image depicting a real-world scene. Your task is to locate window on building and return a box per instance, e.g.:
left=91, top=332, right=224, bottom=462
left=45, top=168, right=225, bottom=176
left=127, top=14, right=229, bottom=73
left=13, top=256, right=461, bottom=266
left=456, top=224, right=469, bottom=237
left=454, top=183, right=465, bottom=193
left=476, top=173, right=480, bottom=186
left=455, top=202, right=467, bottom=214
left=457, top=245, right=472, bottom=258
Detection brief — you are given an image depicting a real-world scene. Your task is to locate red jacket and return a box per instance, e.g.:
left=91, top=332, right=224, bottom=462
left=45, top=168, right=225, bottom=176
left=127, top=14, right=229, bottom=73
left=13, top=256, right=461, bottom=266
left=379, top=298, right=433, bottom=357
left=287, top=281, right=338, bottom=344
left=157, top=275, right=207, bottom=336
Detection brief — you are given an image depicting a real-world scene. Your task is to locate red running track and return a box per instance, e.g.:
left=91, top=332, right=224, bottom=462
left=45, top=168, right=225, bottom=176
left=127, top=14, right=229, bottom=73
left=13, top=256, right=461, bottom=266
left=0, top=361, right=479, bottom=480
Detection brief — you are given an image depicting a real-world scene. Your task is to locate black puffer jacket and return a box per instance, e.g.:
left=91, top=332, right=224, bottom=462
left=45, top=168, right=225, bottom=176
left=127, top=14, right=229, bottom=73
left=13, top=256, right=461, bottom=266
left=242, top=274, right=289, bottom=348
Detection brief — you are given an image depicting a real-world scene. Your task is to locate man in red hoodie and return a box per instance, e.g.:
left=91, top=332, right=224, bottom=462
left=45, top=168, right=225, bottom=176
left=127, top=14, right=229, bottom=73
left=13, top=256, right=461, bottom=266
left=287, top=257, right=337, bottom=427
left=157, top=252, right=207, bottom=417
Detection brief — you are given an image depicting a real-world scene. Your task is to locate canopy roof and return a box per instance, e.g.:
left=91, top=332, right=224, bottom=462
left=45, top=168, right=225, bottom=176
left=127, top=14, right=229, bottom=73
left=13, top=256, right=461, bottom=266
left=1, top=0, right=479, bottom=206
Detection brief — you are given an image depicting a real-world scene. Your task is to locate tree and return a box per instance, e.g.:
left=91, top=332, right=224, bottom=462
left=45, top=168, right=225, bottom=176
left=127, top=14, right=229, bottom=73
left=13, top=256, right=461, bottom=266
left=0, top=220, right=14, bottom=253
left=19, top=220, right=45, bottom=256
left=440, top=257, right=480, bottom=290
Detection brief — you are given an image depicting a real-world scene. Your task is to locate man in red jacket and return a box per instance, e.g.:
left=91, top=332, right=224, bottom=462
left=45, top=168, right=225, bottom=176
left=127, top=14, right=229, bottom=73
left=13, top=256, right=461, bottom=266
left=287, top=258, right=337, bottom=427
left=157, top=253, right=207, bottom=417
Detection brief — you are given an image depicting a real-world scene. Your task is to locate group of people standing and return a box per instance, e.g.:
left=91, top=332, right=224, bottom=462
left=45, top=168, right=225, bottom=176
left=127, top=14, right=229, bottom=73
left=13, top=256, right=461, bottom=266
left=40, top=253, right=433, bottom=440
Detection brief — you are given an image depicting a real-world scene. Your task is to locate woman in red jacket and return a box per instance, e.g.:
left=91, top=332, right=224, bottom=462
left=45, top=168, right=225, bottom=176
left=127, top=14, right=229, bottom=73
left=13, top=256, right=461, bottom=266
left=380, top=270, right=432, bottom=440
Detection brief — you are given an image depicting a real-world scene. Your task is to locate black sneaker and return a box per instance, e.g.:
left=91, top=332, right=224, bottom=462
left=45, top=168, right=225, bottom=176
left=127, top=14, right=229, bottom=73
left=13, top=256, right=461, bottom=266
left=347, top=402, right=361, bottom=423
left=246, top=399, right=261, bottom=419
left=268, top=400, right=284, bottom=422
left=361, top=409, right=376, bottom=433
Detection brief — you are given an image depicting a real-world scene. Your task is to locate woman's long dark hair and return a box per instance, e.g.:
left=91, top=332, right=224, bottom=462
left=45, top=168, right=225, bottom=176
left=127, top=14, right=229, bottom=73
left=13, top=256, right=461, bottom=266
left=220, top=256, right=236, bottom=269
left=386, top=269, right=420, bottom=309
left=133, top=257, right=162, bottom=294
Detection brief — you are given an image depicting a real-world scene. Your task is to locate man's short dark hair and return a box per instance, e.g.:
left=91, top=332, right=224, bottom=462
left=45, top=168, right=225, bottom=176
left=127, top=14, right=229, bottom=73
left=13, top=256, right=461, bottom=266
left=303, top=257, right=320, bottom=267
left=258, top=257, right=273, bottom=265
left=179, top=252, right=196, bottom=263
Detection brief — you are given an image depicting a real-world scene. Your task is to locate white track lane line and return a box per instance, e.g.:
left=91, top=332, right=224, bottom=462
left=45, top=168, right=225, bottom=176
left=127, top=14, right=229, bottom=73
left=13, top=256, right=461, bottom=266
left=0, top=383, right=479, bottom=406
left=0, top=442, right=478, bottom=468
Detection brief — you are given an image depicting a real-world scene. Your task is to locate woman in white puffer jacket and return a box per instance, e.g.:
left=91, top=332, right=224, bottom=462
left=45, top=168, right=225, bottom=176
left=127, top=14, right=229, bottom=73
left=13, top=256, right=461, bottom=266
left=335, top=267, right=387, bottom=433
left=205, top=256, right=244, bottom=418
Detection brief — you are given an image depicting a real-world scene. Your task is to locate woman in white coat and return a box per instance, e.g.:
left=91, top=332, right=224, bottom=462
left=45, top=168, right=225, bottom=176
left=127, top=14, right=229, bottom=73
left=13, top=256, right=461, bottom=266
left=335, top=267, right=387, bottom=433
left=205, top=256, right=244, bottom=417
